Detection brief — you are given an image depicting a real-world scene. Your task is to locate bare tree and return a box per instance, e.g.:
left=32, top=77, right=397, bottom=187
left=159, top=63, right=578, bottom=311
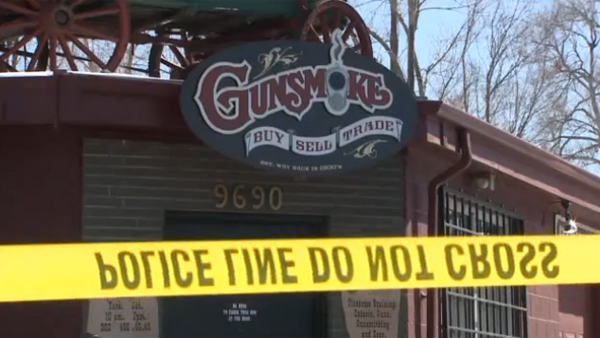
left=359, top=0, right=479, bottom=97
left=428, top=0, right=484, bottom=104
left=457, top=2, right=483, bottom=111
left=390, top=0, right=402, bottom=75
left=474, top=0, right=535, bottom=123
left=533, top=0, right=600, bottom=169
left=439, top=0, right=562, bottom=144
left=353, top=0, right=600, bottom=173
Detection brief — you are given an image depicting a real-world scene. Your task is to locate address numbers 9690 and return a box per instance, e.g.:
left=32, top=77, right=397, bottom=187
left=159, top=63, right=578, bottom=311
left=214, top=184, right=283, bottom=211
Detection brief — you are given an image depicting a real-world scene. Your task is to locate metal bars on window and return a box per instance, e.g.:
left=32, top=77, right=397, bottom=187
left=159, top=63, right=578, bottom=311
left=441, top=190, right=528, bottom=338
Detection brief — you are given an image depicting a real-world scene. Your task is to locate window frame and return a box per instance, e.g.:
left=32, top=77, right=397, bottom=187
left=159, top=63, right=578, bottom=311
left=439, top=189, right=530, bottom=338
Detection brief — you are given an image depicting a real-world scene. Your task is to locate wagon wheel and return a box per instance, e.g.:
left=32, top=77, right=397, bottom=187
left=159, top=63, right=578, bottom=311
left=0, top=0, right=130, bottom=72
left=300, top=0, right=373, bottom=58
left=0, top=33, right=48, bottom=72
left=148, top=32, right=194, bottom=80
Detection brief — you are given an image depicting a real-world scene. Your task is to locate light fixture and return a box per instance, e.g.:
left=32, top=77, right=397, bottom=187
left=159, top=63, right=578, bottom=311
left=560, top=199, right=578, bottom=234
left=471, top=172, right=495, bottom=191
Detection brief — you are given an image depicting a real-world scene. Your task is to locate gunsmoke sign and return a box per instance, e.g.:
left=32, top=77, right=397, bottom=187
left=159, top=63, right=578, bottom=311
left=180, top=29, right=417, bottom=175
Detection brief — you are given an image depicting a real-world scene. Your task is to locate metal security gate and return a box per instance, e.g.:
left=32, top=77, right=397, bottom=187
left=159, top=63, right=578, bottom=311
left=440, top=190, right=529, bottom=338
left=161, top=211, right=328, bottom=338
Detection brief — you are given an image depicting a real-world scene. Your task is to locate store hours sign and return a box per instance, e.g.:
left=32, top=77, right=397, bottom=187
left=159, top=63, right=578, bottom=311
left=180, top=29, right=418, bottom=175
left=86, top=297, right=159, bottom=338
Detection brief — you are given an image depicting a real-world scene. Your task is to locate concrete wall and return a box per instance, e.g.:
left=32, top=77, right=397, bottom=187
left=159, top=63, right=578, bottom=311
left=81, top=138, right=407, bottom=338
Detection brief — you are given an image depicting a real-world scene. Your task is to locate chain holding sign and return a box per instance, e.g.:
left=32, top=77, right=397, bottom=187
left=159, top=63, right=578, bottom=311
left=0, top=235, right=594, bottom=302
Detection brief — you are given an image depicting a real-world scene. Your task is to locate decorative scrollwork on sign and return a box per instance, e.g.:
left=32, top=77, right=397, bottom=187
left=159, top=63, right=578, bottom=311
left=344, top=139, right=388, bottom=159
left=253, top=47, right=302, bottom=80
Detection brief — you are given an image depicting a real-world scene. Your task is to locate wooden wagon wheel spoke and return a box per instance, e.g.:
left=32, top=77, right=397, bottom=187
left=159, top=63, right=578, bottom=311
left=48, top=35, right=57, bottom=70
left=340, top=31, right=360, bottom=50
left=72, top=23, right=119, bottom=43
left=67, top=0, right=84, bottom=9
left=333, top=10, right=342, bottom=28
left=0, top=0, right=129, bottom=72
left=0, top=0, right=38, bottom=17
left=342, top=21, right=357, bottom=41
left=148, top=31, right=194, bottom=79
left=300, top=0, right=373, bottom=58
left=6, top=62, right=18, bottom=71
left=0, top=19, right=37, bottom=31
left=64, top=31, right=107, bottom=69
left=74, top=7, right=120, bottom=20
left=25, top=0, right=40, bottom=10
left=0, top=28, right=41, bottom=62
left=307, top=26, right=320, bottom=42
left=169, top=45, right=189, bottom=67
left=160, top=57, right=183, bottom=71
left=56, top=32, right=77, bottom=70
left=0, top=60, right=18, bottom=72
left=319, top=13, right=331, bottom=43
left=27, top=32, right=48, bottom=71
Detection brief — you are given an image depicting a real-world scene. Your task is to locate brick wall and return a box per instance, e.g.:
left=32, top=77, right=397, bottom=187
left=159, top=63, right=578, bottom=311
left=0, top=127, right=82, bottom=338
left=454, top=174, right=599, bottom=338
left=82, top=138, right=407, bottom=338
left=406, top=145, right=600, bottom=338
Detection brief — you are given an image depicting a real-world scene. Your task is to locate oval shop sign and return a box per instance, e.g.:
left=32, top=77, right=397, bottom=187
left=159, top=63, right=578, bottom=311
left=180, top=29, right=418, bottom=176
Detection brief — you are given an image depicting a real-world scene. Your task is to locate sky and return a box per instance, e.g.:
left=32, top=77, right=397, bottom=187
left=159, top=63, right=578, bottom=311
left=351, top=0, right=555, bottom=94
left=351, top=0, right=600, bottom=177
left=352, top=0, right=465, bottom=79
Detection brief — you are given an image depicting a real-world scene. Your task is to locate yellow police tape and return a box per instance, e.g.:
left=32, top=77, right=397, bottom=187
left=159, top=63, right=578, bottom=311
left=0, top=234, right=597, bottom=302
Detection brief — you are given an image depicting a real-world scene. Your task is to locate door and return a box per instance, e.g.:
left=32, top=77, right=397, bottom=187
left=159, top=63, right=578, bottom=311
left=161, top=211, right=327, bottom=338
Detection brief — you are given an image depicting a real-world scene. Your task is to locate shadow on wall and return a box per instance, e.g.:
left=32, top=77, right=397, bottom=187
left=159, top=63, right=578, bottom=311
left=558, top=285, right=593, bottom=338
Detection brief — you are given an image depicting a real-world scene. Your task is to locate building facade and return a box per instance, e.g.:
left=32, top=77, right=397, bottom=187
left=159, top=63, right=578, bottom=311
left=0, top=71, right=599, bottom=338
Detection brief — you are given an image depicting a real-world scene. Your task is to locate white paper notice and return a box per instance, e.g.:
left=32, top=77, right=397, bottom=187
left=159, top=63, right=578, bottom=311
left=222, top=302, right=258, bottom=322
left=86, top=298, right=159, bottom=338
left=342, top=290, right=401, bottom=338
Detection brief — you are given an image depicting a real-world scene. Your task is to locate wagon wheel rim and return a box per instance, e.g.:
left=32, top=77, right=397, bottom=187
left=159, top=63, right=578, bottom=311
left=300, top=0, right=373, bottom=58
left=149, top=32, right=193, bottom=80
left=0, top=0, right=130, bottom=72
